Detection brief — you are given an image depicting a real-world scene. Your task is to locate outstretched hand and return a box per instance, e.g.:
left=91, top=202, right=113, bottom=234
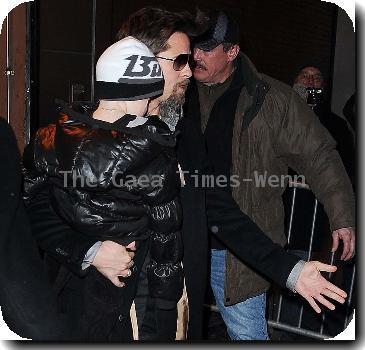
left=294, top=261, right=347, bottom=313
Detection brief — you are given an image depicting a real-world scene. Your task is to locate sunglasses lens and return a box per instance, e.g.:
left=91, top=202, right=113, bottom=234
left=173, top=54, right=189, bottom=71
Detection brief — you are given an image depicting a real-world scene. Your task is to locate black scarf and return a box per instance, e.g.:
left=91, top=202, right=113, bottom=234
left=185, top=64, right=244, bottom=183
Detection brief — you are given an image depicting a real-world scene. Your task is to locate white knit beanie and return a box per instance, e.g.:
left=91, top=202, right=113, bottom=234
left=95, top=36, right=164, bottom=101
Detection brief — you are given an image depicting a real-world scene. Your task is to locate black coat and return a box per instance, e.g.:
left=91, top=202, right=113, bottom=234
left=0, top=118, right=72, bottom=340
left=176, top=118, right=208, bottom=339
left=24, top=105, right=184, bottom=304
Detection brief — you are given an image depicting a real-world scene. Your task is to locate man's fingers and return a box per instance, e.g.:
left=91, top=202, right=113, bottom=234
left=344, top=238, right=355, bottom=260
left=313, top=261, right=337, bottom=273
left=344, top=251, right=352, bottom=261
left=93, top=241, right=136, bottom=270
left=325, top=281, right=347, bottom=298
left=126, top=241, right=136, bottom=251
left=331, top=232, right=339, bottom=252
left=119, top=253, right=132, bottom=264
left=340, top=235, right=351, bottom=260
left=321, top=289, right=346, bottom=304
left=118, top=269, right=131, bottom=278
left=120, top=260, right=133, bottom=271
left=306, top=296, right=321, bottom=313
left=126, top=260, right=134, bottom=269
left=349, top=239, right=355, bottom=259
left=111, top=277, right=125, bottom=288
left=347, top=231, right=355, bottom=260
left=315, top=295, right=335, bottom=311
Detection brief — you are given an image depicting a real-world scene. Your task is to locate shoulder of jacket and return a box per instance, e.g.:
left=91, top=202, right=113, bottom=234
left=261, top=74, right=294, bottom=101
left=36, top=123, right=57, bottom=136
left=260, top=74, right=319, bottom=136
left=34, top=123, right=57, bottom=149
left=260, top=74, right=299, bottom=122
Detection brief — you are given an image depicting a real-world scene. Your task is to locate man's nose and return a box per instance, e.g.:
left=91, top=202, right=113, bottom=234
left=181, top=61, right=192, bottom=78
left=193, top=48, right=203, bottom=61
left=308, top=76, right=315, bottom=86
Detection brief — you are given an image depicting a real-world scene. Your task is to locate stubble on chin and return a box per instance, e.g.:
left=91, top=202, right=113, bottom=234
left=178, top=79, right=191, bottom=99
left=168, top=80, right=189, bottom=105
left=158, top=80, right=190, bottom=130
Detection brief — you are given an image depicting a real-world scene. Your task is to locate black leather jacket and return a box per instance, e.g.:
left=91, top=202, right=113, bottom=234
left=24, top=102, right=184, bottom=302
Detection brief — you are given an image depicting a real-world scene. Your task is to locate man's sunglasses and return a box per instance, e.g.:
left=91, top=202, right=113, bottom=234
left=156, top=53, right=191, bottom=71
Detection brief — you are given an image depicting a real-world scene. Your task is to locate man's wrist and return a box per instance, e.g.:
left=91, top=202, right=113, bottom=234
left=286, top=260, right=306, bottom=292
left=82, top=241, right=102, bottom=270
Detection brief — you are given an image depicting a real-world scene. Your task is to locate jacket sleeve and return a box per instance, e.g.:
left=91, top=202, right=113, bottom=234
left=25, top=183, right=98, bottom=277
left=23, top=139, right=97, bottom=275
left=22, top=135, right=49, bottom=204
left=206, top=187, right=300, bottom=288
left=274, top=90, right=355, bottom=231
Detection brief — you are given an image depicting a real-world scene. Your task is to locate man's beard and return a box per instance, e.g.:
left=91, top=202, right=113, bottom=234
left=159, top=80, right=189, bottom=131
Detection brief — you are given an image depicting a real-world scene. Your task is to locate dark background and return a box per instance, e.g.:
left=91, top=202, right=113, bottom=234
left=30, top=0, right=340, bottom=128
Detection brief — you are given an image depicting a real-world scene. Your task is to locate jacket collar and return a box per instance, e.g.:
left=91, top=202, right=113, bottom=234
left=54, top=99, right=177, bottom=147
left=235, top=53, right=271, bottom=132
left=236, top=52, right=269, bottom=96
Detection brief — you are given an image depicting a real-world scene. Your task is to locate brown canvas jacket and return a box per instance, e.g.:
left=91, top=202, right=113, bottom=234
left=223, top=53, right=355, bottom=305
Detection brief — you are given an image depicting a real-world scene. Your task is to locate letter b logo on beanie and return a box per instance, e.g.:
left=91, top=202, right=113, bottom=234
left=123, top=55, right=162, bottom=78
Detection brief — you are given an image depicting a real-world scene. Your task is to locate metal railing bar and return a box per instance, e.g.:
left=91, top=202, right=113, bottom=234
left=286, top=187, right=297, bottom=245
left=276, top=295, right=283, bottom=323
left=297, top=199, right=318, bottom=329
left=307, top=199, right=318, bottom=262
left=288, top=181, right=310, bottom=189
left=298, top=304, right=304, bottom=329
left=276, top=187, right=298, bottom=323
left=344, top=265, right=356, bottom=328
left=319, top=251, right=335, bottom=334
left=268, top=321, right=331, bottom=340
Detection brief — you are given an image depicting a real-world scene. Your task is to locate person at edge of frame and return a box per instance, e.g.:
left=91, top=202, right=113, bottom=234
left=0, top=118, right=74, bottom=340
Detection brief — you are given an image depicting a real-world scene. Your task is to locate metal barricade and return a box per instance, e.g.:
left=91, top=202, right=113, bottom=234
left=270, top=181, right=355, bottom=339
left=205, top=181, right=356, bottom=340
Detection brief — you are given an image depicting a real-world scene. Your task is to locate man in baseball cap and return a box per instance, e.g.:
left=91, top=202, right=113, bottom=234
left=194, top=10, right=239, bottom=52
left=186, top=8, right=355, bottom=341
left=192, top=10, right=240, bottom=85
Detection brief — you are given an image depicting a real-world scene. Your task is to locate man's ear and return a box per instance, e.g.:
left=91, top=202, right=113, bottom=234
left=227, top=44, right=240, bottom=62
